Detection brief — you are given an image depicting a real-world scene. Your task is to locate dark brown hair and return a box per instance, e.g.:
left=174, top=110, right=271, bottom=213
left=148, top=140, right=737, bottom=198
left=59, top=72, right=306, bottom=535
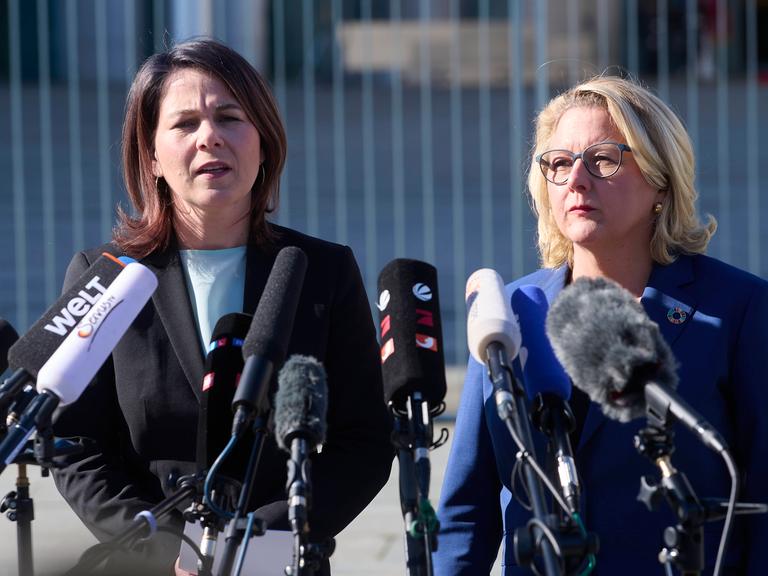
left=115, top=38, right=287, bottom=258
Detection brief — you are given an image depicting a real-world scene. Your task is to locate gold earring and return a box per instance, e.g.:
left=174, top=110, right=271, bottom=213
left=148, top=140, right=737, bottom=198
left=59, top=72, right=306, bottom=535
left=653, top=202, right=663, bottom=215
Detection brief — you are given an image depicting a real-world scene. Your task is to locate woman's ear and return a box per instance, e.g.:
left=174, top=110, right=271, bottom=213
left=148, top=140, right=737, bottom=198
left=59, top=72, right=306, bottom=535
left=151, top=154, right=162, bottom=178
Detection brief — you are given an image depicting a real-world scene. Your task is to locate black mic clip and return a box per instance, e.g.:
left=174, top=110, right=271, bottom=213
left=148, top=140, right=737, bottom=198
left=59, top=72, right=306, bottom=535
left=531, top=393, right=576, bottom=437
left=635, top=423, right=707, bottom=574
left=389, top=399, right=449, bottom=453
left=284, top=537, right=336, bottom=576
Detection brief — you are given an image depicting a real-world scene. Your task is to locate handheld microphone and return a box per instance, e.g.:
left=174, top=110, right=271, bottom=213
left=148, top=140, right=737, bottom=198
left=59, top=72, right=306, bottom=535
left=231, top=247, right=308, bottom=437
left=466, top=269, right=562, bottom=575
left=377, top=259, right=447, bottom=410
left=0, top=319, right=19, bottom=375
left=546, top=277, right=727, bottom=453
left=0, top=262, right=157, bottom=472
left=195, top=312, right=252, bottom=576
left=1, top=253, right=130, bottom=408
left=377, top=258, right=446, bottom=574
left=197, top=312, right=253, bottom=478
left=465, top=268, right=521, bottom=411
left=511, top=285, right=580, bottom=514
left=274, top=355, right=328, bottom=535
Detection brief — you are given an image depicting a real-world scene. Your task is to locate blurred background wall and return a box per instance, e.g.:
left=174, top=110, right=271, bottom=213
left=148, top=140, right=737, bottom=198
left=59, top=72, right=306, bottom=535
left=1, top=0, right=766, bottom=365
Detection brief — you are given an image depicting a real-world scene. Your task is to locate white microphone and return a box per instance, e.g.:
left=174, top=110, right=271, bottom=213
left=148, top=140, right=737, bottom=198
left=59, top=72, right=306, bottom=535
left=464, top=268, right=522, bottom=413
left=465, top=268, right=521, bottom=365
left=36, top=262, right=157, bottom=404
left=0, top=263, right=157, bottom=470
left=465, top=269, right=562, bottom=574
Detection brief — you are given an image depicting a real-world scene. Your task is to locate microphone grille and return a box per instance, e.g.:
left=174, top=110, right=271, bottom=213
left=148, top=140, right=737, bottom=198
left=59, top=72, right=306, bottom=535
left=243, top=246, right=308, bottom=364
left=547, top=277, right=678, bottom=422
left=274, top=355, right=328, bottom=451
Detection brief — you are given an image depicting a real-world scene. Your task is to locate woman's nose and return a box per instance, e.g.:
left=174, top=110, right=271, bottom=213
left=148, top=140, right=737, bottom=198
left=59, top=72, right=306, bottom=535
left=197, top=120, right=222, bottom=149
left=567, top=158, right=591, bottom=192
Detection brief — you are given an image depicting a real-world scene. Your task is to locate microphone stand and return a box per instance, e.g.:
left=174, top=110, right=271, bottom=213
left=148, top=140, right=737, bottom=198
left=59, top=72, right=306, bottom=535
left=1, top=463, right=34, bottom=576
left=485, top=342, right=562, bottom=576
left=390, top=392, right=448, bottom=576
left=0, top=388, right=60, bottom=576
left=528, top=395, right=598, bottom=575
left=284, top=437, right=334, bottom=576
left=216, top=414, right=269, bottom=576
left=635, top=424, right=768, bottom=576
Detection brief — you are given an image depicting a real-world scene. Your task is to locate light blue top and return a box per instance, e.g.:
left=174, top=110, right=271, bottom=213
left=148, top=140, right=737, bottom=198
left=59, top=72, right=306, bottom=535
left=179, top=246, right=246, bottom=353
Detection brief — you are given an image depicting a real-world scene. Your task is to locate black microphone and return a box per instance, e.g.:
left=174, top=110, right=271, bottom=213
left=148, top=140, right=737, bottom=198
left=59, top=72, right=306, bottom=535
left=1, top=253, right=129, bottom=409
left=377, top=258, right=446, bottom=576
left=274, top=355, right=328, bottom=536
left=511, top=285, right=580, bottom=514
left=377, top=259, right=447, bottom=411
left=0, top=319, right=19, bottom=375
left=197, top=312, right=253, bottom=479
left=231, top=247, right=308, bottom=437
left=546, top=276, right=727, bottom=453
left=195, top=312, right=252, bottom=574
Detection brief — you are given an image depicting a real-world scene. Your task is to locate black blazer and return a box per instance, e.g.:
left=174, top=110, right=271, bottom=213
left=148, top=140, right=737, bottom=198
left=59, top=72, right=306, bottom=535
left=52, top=224, right=394, bottom=569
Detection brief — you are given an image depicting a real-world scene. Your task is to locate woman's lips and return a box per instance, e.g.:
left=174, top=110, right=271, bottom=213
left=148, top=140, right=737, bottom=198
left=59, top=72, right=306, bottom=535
left=569, top=205, right=595, bottom=213
left=196, top=161, right=231, bottom=177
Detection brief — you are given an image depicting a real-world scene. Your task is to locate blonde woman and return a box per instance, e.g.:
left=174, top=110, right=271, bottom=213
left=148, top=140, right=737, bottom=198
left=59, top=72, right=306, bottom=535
left=436, top=76, right=767, bottom=575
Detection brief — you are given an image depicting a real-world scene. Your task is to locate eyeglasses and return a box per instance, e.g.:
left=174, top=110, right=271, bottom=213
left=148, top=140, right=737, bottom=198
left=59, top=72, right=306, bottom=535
left=535, top=142, right=632, bottom=185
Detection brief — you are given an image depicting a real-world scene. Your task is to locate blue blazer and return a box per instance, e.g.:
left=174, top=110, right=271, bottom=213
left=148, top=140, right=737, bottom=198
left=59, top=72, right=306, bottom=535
left=435, top=254, right=768, bottom=575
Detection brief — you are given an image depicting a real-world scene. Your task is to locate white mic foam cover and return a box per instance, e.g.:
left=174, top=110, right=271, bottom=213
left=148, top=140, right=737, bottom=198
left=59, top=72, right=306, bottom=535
left=36, top=263, right=158, bottom=405
left=465, top=268, right=521, bottom=364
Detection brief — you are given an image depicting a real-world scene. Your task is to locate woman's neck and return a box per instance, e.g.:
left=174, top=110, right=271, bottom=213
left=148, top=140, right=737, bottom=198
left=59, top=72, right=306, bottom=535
left=571, top=244, right=654, bottom=298
left=174, top=210, right=250, bottom=250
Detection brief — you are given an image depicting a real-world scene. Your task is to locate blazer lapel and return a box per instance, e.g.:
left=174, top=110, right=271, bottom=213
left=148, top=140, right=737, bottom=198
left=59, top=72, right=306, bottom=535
left=577, top=256, right=697, bottom=451
left=142, top=247, right=206, bottom=402
left=641, top=255, right=697, bottom=348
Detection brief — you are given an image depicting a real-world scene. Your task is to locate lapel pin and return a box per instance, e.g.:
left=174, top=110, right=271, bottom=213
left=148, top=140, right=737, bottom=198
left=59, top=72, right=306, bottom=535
left=666, top=306, right=687, bottom=325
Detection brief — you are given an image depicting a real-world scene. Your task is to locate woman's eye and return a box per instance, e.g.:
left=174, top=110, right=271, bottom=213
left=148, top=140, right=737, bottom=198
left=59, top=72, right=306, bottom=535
left=551, top=157, right=572, bottom=169
left=593, top=155, right=617, bottom=166
left=172, top=119, right=197, bottom=130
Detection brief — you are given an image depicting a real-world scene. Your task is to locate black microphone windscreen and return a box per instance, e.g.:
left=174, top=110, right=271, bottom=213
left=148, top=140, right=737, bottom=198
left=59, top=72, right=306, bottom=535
left=274, top=355, right=328, bottom=451
left=377, top=258, right=447, bottom=409
left=7, top=253, right=127, bottom=377
left=242, top=247, right=308, bottom=366
left=0, top=319, right=19, bottom=374
left=197, top=312, right=253, bottom=475
left=546, top=277, right=678, bottom=422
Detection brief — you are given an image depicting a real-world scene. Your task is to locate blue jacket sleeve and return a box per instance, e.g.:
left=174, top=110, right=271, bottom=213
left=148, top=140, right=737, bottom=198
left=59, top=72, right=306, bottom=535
left=730, top=280, right=768, bottom=575
left=434, top=357, right=502, bottom=575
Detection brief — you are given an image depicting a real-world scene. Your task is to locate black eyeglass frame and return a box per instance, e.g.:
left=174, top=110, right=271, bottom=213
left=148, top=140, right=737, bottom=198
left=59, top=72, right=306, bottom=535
left=535, top=141, right=632, bottom=185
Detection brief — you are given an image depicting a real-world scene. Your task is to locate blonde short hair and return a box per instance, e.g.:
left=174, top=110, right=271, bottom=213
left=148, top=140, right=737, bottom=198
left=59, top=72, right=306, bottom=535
left=528, top=76, right=716, bottom=268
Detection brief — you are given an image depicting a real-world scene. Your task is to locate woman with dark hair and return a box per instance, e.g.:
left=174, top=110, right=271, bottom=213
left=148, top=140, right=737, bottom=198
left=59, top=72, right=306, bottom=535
left=53, top=38, right=393, bottom=575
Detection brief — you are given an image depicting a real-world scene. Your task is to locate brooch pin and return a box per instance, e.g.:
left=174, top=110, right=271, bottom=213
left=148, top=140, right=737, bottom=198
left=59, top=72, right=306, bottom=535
left=666, top=306, right=687, bottom=325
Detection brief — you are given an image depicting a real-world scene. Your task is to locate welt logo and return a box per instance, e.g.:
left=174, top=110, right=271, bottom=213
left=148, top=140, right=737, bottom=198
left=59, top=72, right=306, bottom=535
left=43, top=276, right=109, bottom=336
